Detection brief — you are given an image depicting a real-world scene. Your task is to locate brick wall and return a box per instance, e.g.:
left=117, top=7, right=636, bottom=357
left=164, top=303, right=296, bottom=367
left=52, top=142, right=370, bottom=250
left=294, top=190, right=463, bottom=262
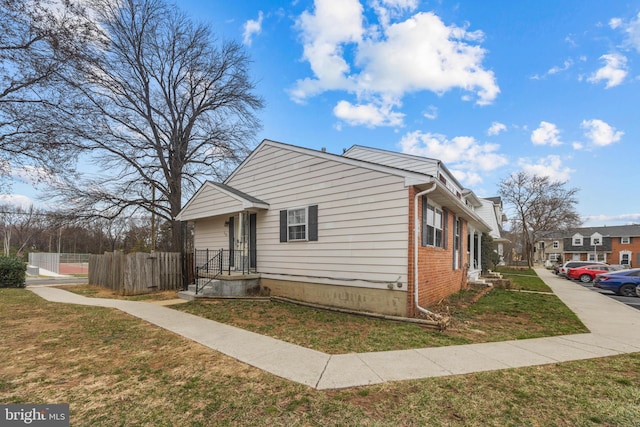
left=407, top=187, right=468, bottom=317
left=611, top=237, right=640, bottom=267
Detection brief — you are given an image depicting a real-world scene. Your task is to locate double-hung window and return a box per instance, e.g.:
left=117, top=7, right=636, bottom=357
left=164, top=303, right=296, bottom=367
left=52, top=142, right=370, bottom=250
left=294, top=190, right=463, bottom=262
left=287, top=208, right=307, bottom=241
left=422, top=198, right=443, bottom=248
left=280, top=205, right=318, bottom=242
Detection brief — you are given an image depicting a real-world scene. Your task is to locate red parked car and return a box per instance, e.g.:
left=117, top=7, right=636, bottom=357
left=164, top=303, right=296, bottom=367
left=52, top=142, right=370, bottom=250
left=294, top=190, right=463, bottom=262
left=566, top=264, right=624, bottom=283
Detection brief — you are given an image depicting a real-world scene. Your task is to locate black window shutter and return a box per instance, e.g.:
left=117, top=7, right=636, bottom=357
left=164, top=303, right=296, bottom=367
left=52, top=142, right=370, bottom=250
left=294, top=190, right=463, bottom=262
left=443, top=209, right=448, bottom=249
left=421, top=196, right=427, bottom=246
left=308, top=205, right=318, bottom=241
left=279, top=210, right=287, bottom=242
left=452, top=215, right=457, bottom=269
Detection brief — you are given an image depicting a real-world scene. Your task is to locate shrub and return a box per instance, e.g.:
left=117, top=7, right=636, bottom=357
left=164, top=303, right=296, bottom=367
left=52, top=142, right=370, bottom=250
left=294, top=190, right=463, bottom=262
left=0, top=256, right=27, bottom=288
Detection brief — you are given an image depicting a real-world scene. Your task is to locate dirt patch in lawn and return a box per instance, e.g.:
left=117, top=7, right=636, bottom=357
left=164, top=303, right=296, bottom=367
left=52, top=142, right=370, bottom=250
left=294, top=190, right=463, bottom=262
left=56, top=284, right=179, bottom=301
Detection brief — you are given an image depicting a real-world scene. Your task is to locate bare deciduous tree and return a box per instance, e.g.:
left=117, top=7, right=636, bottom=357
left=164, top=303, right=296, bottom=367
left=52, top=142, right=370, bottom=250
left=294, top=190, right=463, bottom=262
left=48, top=0, right=263, bottom=252
left=499, top=171, right=581, bottom=266
left=0, top=204, right=44, bottom=257
left=0, top=0, right=94, bottom=187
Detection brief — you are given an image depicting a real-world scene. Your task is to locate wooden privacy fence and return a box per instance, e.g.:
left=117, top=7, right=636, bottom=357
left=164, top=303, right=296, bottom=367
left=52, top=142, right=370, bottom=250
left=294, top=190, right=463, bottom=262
left=89, top=251, right=183, bottom=295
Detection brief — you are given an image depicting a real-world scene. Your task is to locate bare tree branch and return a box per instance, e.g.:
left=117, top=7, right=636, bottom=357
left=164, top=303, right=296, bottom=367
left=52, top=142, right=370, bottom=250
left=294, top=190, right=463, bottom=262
left=45, top=0, right=263, bottom=251
left=499, top=171, right=581, bottom=266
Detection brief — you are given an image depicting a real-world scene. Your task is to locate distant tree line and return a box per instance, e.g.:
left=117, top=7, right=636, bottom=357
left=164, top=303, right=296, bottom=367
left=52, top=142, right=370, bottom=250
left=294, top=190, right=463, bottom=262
left=0, top=204, right=185, bottom=259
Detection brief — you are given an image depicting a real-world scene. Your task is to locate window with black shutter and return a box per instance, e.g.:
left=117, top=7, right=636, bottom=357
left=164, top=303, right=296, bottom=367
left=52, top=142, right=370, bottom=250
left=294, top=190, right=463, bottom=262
left=280, top=205, right=318, bottom=242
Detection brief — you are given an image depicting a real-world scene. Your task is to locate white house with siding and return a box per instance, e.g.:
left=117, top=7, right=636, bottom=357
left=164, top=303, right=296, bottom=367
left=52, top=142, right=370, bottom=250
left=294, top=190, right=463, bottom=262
left=177, top=139, right=494, bottom=318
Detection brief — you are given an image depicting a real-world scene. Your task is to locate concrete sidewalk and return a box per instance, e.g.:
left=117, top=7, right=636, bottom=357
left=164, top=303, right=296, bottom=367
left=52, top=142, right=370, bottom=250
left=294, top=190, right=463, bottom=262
left=27, top=267, right=640, bottom=390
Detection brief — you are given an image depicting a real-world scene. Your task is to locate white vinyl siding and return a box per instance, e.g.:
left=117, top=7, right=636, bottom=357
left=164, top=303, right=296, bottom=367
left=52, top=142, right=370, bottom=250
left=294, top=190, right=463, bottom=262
left=226, top=143, right=409, bottom=287
left=194, top=216, right=228, bottom=249
left=180, top=184, right=245, bottom=220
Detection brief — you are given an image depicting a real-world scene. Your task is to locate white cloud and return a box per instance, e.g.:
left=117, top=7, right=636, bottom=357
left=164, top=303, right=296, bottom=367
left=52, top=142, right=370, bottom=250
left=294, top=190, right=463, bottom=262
left=291, top=0, right=364, bottom=101
left=531, top=121, right=562, bottom=146
left=423, top=105, right=438, bottom=120
left=356, top=12, right=498, bottom=103
left=333, top=99, right=404, bottom=127
left=610, top=12, right=640, bottom=52
left=398, top=131, right=508, bottom=184
left=518, top=155, right=574, bottom=181
left=582, top=213, right=640, bottom=225
left=532, top=59, right=574, bottom=80
left=581, top=119, right=624, bottom=147
left=370, top=0, right=419, bottom=28
left=0, top=194, right=33, bottom=210
left=587, top=53, right=628, bottom=88
left=487, top=121, right=506, bottom=136
left=243, top=11, right=264, bottom=46
left=547, top=59, right=573, bottom=75
left=609, top=17, right=622, bottom=30
left=291, top=1, right=499, bottom=126
left=572, top=141, right=584, bottom=150
left=448, top=169, right=483, bottom=186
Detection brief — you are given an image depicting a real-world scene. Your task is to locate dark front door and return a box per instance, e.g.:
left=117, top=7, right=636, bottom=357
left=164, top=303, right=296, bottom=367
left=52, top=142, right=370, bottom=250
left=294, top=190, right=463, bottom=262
left=249, top=213, right=257, bottom=270
left=228, top=216, right=235, bottom=267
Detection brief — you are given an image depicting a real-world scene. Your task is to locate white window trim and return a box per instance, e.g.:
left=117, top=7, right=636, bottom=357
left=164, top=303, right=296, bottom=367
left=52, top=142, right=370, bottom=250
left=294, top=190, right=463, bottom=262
left=620, top=250, right=632, bottom=265
left=621, top=237, right=631, bottom=244
left=425, top=202, right=443, bottom=248
left=553, top=241, right=559, bottom=249
left=453, top=217, right=461, bottom=269
left=572, top=234, right=583, bottom=246
left=287, top=207, right=308, bottom=241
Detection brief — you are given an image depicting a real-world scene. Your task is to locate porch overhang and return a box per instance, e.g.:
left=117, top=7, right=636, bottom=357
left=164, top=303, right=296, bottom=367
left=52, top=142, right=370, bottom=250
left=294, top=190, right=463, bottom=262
left=177, top=181, right=269, bottom=221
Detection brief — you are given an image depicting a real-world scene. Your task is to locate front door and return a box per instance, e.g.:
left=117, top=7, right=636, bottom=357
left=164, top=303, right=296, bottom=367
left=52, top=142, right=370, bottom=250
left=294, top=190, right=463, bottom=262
left=249, top=213, right=257, bottom=270
left=229, top=212, right=257, bottom=272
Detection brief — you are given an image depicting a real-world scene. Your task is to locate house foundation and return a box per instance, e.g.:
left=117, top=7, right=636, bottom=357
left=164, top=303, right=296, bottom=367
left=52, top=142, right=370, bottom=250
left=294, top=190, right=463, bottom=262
left=260, top=278, right=408, bottom=317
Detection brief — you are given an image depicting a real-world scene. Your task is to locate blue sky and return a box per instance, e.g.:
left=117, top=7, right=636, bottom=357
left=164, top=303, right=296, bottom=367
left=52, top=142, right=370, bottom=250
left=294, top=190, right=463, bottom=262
left=5, top=0, right=640, bottom=227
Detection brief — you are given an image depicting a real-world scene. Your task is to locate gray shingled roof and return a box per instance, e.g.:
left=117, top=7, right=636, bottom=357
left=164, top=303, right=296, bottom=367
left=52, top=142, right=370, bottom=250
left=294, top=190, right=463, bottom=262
left=209, top=182, right=268, bottom=205
left=567, top=224, right=640, bottom=237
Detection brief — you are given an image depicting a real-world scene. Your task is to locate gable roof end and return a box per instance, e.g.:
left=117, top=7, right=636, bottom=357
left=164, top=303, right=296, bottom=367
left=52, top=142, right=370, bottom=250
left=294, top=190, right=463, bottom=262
left=176, top=181, right=269, bottom=221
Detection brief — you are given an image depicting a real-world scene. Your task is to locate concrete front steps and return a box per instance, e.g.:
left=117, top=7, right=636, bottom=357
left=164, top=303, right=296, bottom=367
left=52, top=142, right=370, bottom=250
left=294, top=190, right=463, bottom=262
left=178, top=274, right=262, bottom=300
left=469, top=271, right=512, bottom=288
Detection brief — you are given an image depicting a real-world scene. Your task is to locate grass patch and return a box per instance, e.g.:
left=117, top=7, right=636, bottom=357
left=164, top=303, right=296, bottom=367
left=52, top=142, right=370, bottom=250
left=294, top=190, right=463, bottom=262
left=1, top=288, right=639, bottom=426
left=173, top=299, right=471, bottom=353
left=172, top=286, right=588, bottom=353
left=496, top=267, right=553, bottom=292
left=59, top=271, right=587, bottom=354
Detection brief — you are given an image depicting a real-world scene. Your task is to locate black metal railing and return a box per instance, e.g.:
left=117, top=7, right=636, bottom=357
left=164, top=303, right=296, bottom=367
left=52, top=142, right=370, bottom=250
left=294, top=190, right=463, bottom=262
left=194, top=249, right=256, bottom=294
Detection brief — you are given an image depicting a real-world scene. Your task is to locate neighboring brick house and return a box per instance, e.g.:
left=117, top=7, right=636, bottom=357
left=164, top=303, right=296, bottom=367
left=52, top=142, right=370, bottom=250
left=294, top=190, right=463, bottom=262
left=536, top=225, right=640, bottom=266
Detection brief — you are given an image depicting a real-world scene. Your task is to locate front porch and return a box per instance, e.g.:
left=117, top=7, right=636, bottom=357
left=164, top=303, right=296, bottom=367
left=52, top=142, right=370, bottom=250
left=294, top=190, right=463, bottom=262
left=179, top=248, right=262, bottom=299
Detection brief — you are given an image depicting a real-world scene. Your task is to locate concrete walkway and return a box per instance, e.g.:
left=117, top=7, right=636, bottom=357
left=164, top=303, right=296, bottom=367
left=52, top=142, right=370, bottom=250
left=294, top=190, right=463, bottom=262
left=27, top=267, right=640, bottom=390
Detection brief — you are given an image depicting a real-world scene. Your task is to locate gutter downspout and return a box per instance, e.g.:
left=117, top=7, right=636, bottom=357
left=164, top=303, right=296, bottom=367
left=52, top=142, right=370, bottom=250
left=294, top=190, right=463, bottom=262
left=413, top=182, right=443, bottom=321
